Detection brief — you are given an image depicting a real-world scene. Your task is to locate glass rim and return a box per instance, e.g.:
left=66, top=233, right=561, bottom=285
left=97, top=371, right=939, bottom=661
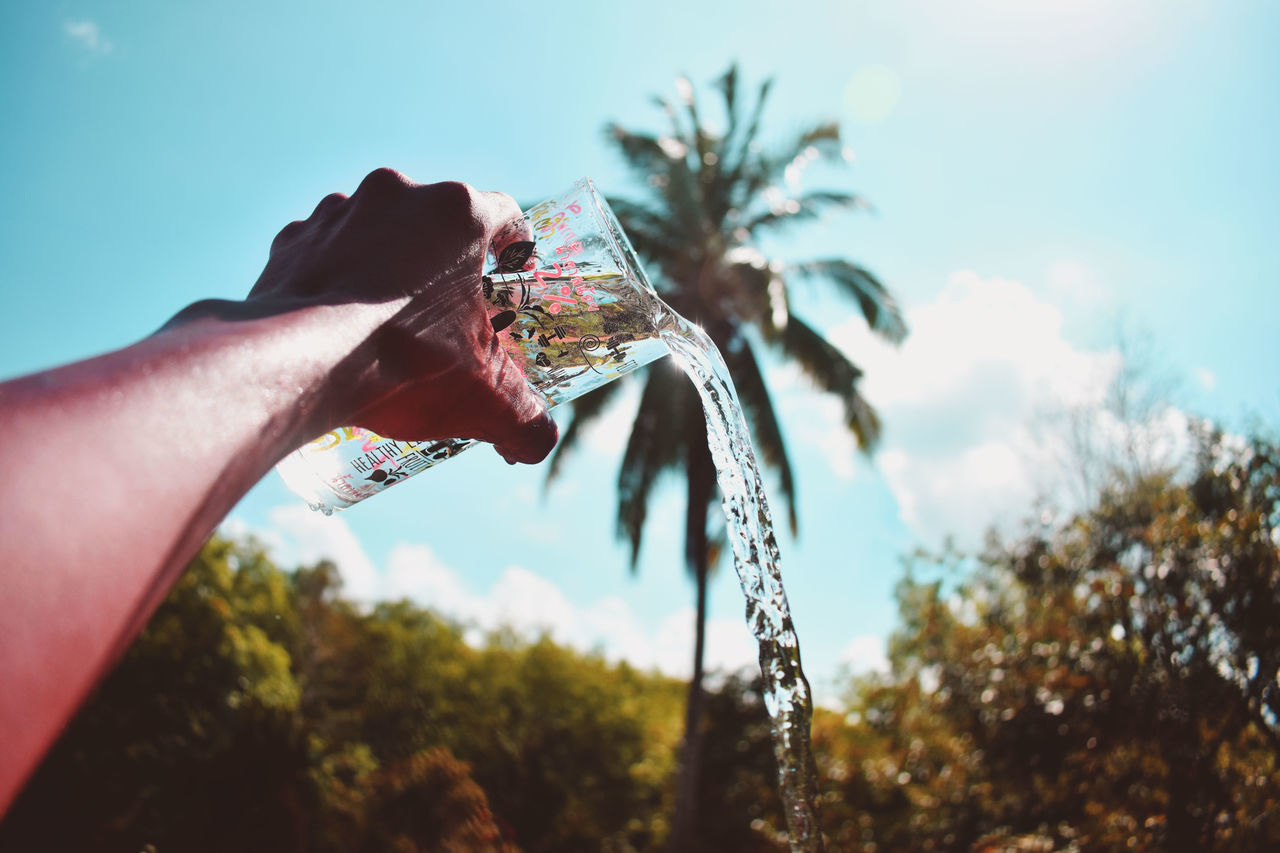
left=575, top=177, right=661, bottom=303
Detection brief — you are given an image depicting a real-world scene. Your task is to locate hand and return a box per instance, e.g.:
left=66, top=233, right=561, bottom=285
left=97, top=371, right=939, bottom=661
left=248, top=168, right=557, bottom=463
left=0, top=169, right=563, bottom=812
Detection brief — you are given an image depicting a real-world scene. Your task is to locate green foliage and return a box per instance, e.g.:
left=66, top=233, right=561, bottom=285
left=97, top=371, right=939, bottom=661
left=0, top=537, right=310, bottom=852
left=364, top=748, right=517, bottom=853
left=459, top=637, right=680, bottom=852
left=817, top=427, right=1280, bottom=851
left=691, top=675, right=788, bottom=852
left=7, top=430, right=1275, bottom=851
left=0, top=537, right=685, bottom=852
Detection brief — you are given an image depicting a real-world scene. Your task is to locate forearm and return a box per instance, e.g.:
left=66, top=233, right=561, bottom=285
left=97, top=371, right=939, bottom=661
left=0, top=170, right=558, bottom=813
left=0, top=299, right=394, bottom=811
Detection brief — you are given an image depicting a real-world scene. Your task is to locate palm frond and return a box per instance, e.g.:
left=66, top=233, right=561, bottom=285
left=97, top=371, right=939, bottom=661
left=777, top=316, right=882, bottom=452
left=695, top=65, right=748, bottom=227
left=606, top=197, right=685, bottom=272
left=794, top=122, right=844, bottom=151
left=674, top=75, right=703, bottom=140
left=607, top=196, right=682, bottom=246
left=702, top=66, right=739, bottom=227
left=740, top=122, right=846, bottom=203
left=605, top=196, right=667, bottom=230
left=616, top=365, right=689, bottom=568
left=605, top=125, right=672, bottom=185
left=651, top=95, right=694, bottom=152
left=725, top=76, right=775, bottom=189
left=606, top=124, right=704, bottom=236
left=606, top=124, right=698, bottom=199
left=790, top=259, right=908, bottom=344
left=740, top=190, right=870, bottom=235
left=590, top=66, right=904, bottom=581
left=716, top=64, right=741, bottom=148
left=776, top=122, right=846, bottom=174
left=724, top=338, right=799, bottom=535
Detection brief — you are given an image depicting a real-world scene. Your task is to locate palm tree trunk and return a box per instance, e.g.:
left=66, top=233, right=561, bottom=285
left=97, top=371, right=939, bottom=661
left=670, top=441, right=716, bottom=853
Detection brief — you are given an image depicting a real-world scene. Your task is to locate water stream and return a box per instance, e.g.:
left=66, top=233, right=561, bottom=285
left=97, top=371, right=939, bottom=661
left=275, top=230, right=825, bottom=846
left=661, top=320, right=823, bottom=853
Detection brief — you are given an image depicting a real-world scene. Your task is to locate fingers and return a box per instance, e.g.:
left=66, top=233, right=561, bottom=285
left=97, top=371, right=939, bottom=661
left=485, top=384, right=560, bottom=465
left=311, top=191, right=349, bottom=219
left=347, top=173, right=529, bottom=265
left=476, top=190, right=536, bottom=272
left=478, top=337, right=559, bottom=465
left=467, top=187, right=549, bottom=462
left=352, top=167, right=416, bottom=201
left=306, top=171, right=558, bottom=465
left=473, top=189, right=526, bottom=239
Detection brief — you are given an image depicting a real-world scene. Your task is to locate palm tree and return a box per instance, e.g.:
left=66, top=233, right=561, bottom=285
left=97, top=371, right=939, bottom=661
left=547, top=66, right=907, bottom=850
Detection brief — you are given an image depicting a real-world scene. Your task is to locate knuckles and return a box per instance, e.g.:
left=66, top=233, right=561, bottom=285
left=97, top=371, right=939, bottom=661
left=421, top=180, right=487, bottom=239
left=268, top=219, right=307, bottom=255
left=350, top=171, right=487, bottom=242
left=311, top=191, right=349, bottom=219
left=353, top=167, right=414, bottom=200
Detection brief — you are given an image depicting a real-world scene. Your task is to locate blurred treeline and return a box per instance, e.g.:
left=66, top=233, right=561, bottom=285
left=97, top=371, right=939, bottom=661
left=2, top=426, right=1277, bottom=852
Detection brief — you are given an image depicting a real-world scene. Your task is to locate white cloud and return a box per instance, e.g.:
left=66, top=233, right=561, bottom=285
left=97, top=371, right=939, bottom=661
left=387, top=548, right=573, bottom=639
left=818, top=424, right=861, bottom=481
left=651, top=607, right=758, bottom=679
left=384, top=544, right=756, bottom=678
left=839, top=634, right=889, bottom=675
left=264, top=505, right=382, bottom=602
left=1194, top=367, right=1216, bottom=392
left=800, top=395, right=860, bottom=482
left=765, top=364, right=864, bottom=483
left=809, top=634, right=891, bottom=710
left=1047, top=260, right=1107, bottom=307
left=64, top=19, right=113, bottom=55
left=771, top=270, right=1124, bottom=491
left=828, top=270, right=1131, bottom=544
left=239, top=510, right=751, bottom=679
left=838, top=271, right=1115, bottom=413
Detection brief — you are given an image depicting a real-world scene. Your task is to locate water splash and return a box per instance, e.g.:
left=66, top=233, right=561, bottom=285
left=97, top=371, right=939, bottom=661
left=661, top=320, right=824, bottom=852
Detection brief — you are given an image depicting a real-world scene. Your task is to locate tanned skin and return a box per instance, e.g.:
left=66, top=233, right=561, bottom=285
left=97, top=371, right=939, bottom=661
left=0, top=169, right=558, bottom=812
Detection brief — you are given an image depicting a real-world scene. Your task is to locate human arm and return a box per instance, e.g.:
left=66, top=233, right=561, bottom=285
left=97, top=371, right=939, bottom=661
left=0, top=169, right=557, bottom=811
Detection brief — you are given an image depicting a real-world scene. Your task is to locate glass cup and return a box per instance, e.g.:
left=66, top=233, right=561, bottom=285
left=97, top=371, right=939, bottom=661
left=275, top=177, right=675, bottom=514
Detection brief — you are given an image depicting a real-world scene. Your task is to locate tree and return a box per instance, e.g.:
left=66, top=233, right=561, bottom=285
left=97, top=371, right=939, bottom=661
left=547, top=65, right=907, bottom=848
left=821, top=426, right=1280, bottom=851
left=363, top=747, right=518, bottom=853
left=286, top=591, right=685, bottom=852
left=0, top=537, right=312, bottom=852
left=692, top=674, right=788, bottom=852
left=0, top=537, right=689, bottom=852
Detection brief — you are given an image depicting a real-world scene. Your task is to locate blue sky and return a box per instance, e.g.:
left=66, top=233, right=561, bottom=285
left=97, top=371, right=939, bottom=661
left=3, top=1, right=1277, bottom=703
